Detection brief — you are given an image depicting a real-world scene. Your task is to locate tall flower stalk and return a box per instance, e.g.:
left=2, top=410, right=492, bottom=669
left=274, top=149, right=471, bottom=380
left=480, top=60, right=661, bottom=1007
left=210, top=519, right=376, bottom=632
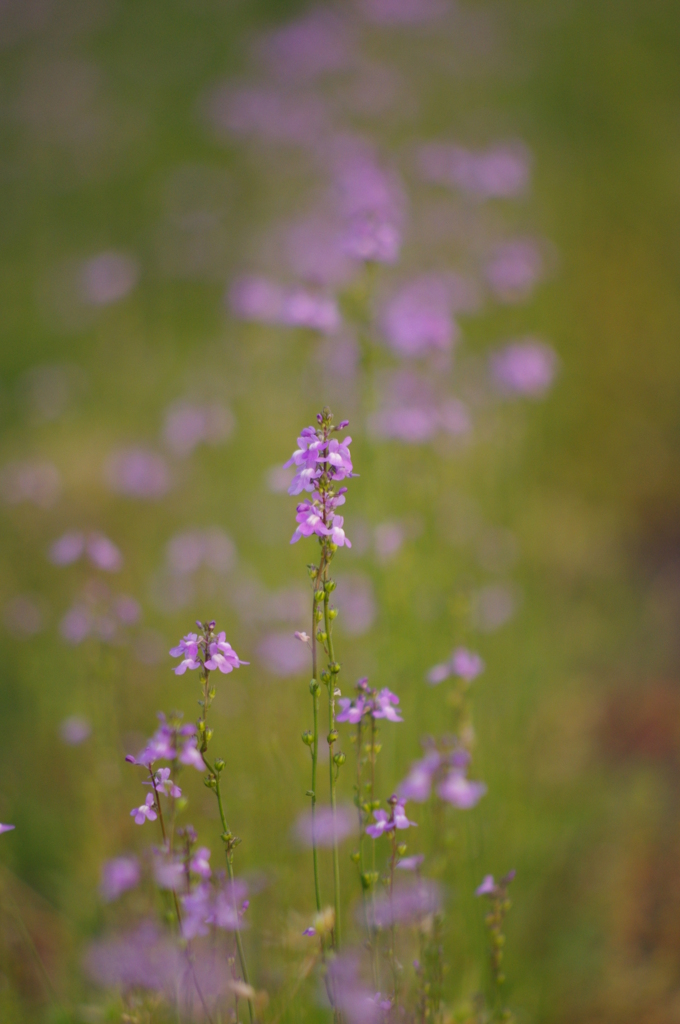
left=286, top=407, right=354, bottom=950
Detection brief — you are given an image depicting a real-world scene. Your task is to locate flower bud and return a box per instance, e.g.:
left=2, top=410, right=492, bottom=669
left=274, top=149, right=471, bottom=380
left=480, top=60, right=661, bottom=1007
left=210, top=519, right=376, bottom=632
left=214, top=758, right=225, bottom=772
left=330, top=662, right=341, bottom=674
left=327, top=730, right=338, bottom=745
left=397, top=844, right=407, bottom=856
left=349, top=850, right=361, bottom=864
left=329, top=608, right=338, bottom=620
left=302, top=731, right=313, bottom=746
left=333, top=752, right=346, bottom=766
left=324, top=580, right=336, bottom=593
left=314, top=591, right=324, bottom=603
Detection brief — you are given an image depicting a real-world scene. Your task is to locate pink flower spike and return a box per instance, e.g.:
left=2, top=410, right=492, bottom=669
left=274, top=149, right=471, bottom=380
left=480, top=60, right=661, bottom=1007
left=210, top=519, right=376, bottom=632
left=0, top=824, right=15, bottom=835
left=130, top=793, right=157, bottom=825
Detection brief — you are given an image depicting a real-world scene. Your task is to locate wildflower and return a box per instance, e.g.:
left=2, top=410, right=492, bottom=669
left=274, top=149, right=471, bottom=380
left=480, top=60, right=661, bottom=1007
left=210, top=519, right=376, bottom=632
left=290, top=500, right=331, bottom=544
left=372, top=688, right=403, bottom=722
left=365, top=809, right=392, bottom=839
left=369, top=880, right=442, bottom=927
left=100, top=856, right=140, bottom=901
left=294, top=630, right=310, bottom=643
left=303, top=926, right=316, bottom=936
left=181, top=884, right=212, bottom=939
left=204, top=632, right=248, bottom=673
left=452, top=647, right=485, bottom=681
left=144, top=768, right=181, bottom=799
left=475, top=874, right=496, bottom=896
left=169, top=632, right=201, bottom=674
left=393, top=799, right=417, bottom=830
left=330, top=515, right=352, bottom=547
left=337, top=695, right=366, bottom=724
left=294, top=804, right=356, bottom=847
left=398, top=751, right=440, bottom=802
left=190, top=847, right=212, bottom=879
left=397, top=854, right=425, bottom=871
left=490, top=339, right=558, bottom=397
left=0, top=824, right=15, bottom=835
left=437, top=770, right=487, bottom=809
left=179, top=739, right=205, bottom=771
left=154, top=855, right=184, bottom=891
left=130, top=794, right=157, bottom=825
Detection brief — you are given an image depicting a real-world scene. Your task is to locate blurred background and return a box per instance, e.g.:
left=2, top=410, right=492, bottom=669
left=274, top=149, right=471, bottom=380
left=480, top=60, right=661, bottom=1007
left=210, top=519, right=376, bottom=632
left=1, top=0, right=679, bottom=1020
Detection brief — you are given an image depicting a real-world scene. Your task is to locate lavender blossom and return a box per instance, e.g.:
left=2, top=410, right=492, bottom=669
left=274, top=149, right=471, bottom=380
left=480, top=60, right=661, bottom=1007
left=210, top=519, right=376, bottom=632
left=368, top=880, right=442, bottom=928
left=485, top=239, right=543, bottom=302
left=398, top=751, right=441, bottom=802
left=190, top=847, right=212, bottom=879
left=105, top=447, right=170, bottom=499
left=204, top=632, right=249, bottom=673
left=294, top=804, right=357, bottom=847
left=427, top=646, right=484, bottom=684
left=397, top=854, right=425, bottom=871
left=490, top=339, right=558, bottom=397
left=170, top=633, right=201, bottom=674
left=260, top=11, right=351, bottom=82
left=419, top=142, right=530, bottom=198
left=0, top=824, right=15, bottom=835
left=437, top=770, right=487, bottom=808
left=380, top=275, right=459, bottom=357
left=475, top=874, right=496, bottom=896
left=130, top=793, right=157, bottom=825
left=100, top=856, right=140, bottom=901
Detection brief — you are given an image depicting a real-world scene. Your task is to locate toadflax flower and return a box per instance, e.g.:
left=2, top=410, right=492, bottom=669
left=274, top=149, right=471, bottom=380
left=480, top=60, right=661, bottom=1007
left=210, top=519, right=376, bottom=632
left=169, top=633, right=201, bottom=674
left=366, top=798, right=416, bottom=838
left=337, top=679, right=403, bottom=724
left=285, top=411, right=356, bottom=546
left=205, top=632, right=249, bottom=673
left=143, top=767, right=181, bottom=799
left=100, top=856, right=140, bottom=901
left=130, top=793, right=158, bottom=825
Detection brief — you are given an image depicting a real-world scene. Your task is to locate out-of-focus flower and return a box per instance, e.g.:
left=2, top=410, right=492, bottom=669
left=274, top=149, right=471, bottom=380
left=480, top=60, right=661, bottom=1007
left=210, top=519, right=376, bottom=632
left=397, top=854, right=425, bottom=871
left=359, top=0, right=448, bottom=25
left=130, top=793, right=157, bottom=825
left=485, top=239, right=543, bottom=303
left=105, top=447, right=171, bottom=499
left=0, top=824, right=15, bottom=835
left=154, top=855, right=184, bottom=891
left=327, top=953, right=387, bottom=1024
left=475, top=874, right=496, bottom=896
left=230, top=275, right=340, bottom=333
left=260, top=10, right=351, bottom=82
left=257, top=630, right=316, bottom=677
left=85, top=922, right=182, bottom=993
left=59, top=715, right=91, bottom=745
left=179, top=738, right=205, bottom=771
left=79, top=251, right=139, bottom=305
left=0, top=461, right=61, bottom=508
left=294, top=630, right=310, bottom=643
left=206, top=85, right=328, bottom=147
left=427, top=646, right=484, bottom=684
left=163, top=400, right=234, bottom=458
left=368, top=880, right=442, bottom=928
left=419, top=142, right=530, bottom=198
left=100, top=856, right=140, bottom=901
left=166, top=527, right=236, bottom=576
left=337, top=679, right=403, bottom=724
left=380, top=275, right=459, bottom=357
left=399, top=751, right=441, bottom=802
left=294, top=804, right=357, bottom=847
left=374, top=522, right=404, bottom=562
left=49, top=530, right=122, bottom=571
left=437, top=770, right=486, bottom=808
left=144, top=768, right=181, bottom=799
left=190, top=847, right=212, bottom=879
left=59, top=606, right=92, bottom=644
left=490, top=339, right=558, bottom=397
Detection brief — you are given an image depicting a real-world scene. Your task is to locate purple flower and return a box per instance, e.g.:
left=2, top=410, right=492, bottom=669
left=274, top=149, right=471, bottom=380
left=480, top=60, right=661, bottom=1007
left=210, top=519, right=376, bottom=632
left=154, top=855, right=185, bottom=892
left=105, top=448, right=170, bottom=499
left=393, top=800, right=417, bottom=829
left=0, top=824, right=15, bottom=835
left=397, top=854, right=425, bottom=871
left=451, top=647, right=485, bottom=681
left=59, top=606, right=91, bottom=644
left=258, top=631, right=311, bottom=676
left=230, top=274, right=285, bottom=322
left=205, top=632, right=248, bottom=674
left=324, top=436, right=354, bottom=478
left=366, top=809, right=392, bottom=839
left=330, top=140, right=406, bottom=265
left=49, top=531, right=85, bottom=566
left=303, top=926, right=316, bottom=936
left=437, top=771, right=487, bottom=809
left=327, top=954, right=385, bottom=1024
left=490, top=340, right=558, bottom=397
left=398, top=752, right=441, bottom=802
left=86, top=533, right=122, bottom=572
left=368, top=880, right=442, bottom=928
left=179, top=738, right=204, bottom=771
left=80, top=251, right=138, bottom=305
left=207, top=86, right=327, bottom=147
left=84, top=922, right=182, bottom=993
left=372, top=688, right=403, bottom=722
left=260, top=11, right=350, bottom=82
left=190, top=847, right=212, bottom=879
left=418, top=142, right=530, bottom=198
left=59, top=715, right=91, bottom=745
left=294, top=804, right=357, bottom=847
left=290, top=501, right=331, bottom=544
left=280, top=289, right=341, bottom=334
left=343, top=214, right=401, bottom=264
left=485, top=240, right=543, bottom=303
left=337, top=696, right=366, bottom=724
left=181, top=884, right=212, bottom=939
left=380, top=276, right=458, bottom=357
left=100, top=856, right=140, bottom=901
left=169, top=633, right=201, bottom=674
left=475, top=874, right=496, bottom=896
left=145, top=768, right=181, bottom=799
left=163, top=400, right=233, bottom=458
left=130, top=793, right=157, bottom=825
left=330, top=515, right=352, bottom=548
left=427, top=663, right=451, bottom=685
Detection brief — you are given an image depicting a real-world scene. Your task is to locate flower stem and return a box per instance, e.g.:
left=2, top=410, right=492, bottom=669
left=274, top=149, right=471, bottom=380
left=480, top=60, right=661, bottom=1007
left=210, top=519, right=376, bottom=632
left=311, top=584, right=322, bottom=914
left=323, top=579, right=342, bottom=950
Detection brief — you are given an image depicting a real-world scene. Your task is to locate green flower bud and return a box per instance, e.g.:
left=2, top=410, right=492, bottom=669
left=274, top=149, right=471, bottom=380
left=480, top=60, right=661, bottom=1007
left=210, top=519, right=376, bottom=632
left=327, top=730, right=339, bottom=744
left=214, top=758, right=225, bottom=772
left=309, top=679, right=320, bottom=696
left=302, top=730, right=314, bottom=746
left=333, top=752, right=346, bottom=766
left=397, top=844, right=407, bottom=857
left=349, top=851, right=361, bottom=864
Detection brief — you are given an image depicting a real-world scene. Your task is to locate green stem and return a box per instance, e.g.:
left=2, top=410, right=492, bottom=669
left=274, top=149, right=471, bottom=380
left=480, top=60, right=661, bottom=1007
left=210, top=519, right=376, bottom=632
left=324, top=581, right=342, bottom=949
left=311, top=585, right=322, bottom=914
left=202, top=754, right=254, bottom=1024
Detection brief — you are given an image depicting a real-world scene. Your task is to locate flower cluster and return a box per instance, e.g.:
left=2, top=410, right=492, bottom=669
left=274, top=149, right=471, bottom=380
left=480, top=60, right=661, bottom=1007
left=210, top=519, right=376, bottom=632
left=170, top=626, right=248, bottom=675
left=365, top=796, right=417, bottom=839
left=337, top=677, right=403, bottom=724
left=399, top=742, right=487, bottom=809
left=125, top=711, right=204, bottom=772
left=285, top=409, right=355, bottom=547
left=427, top=646, right=485, bottom=685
